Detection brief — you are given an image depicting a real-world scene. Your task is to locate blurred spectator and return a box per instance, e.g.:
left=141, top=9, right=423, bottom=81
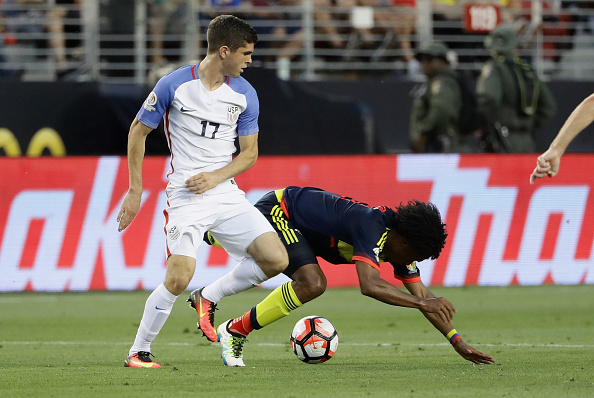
left=1, top=0, right=45, bottom=51
left=358, top=0, right=416, bottom=65
left=148, top=0, right=187, bottom=66
left=409, top=41, right=473, bottom=153
left=0, top=35, right=14, bottom=78
left=573, top=1, right=594, bottom=33
left=249, top=0, right=304, bottom=64
left=476, top=23, right=556, bottom=153
left=48, top=0, right=82, bottom=77
left=433, top=0, right=516, bottom=68
left=386, top=0, right=416, bottom=64
left=251, top=0, right=374, bottom=77
left=313, top=0, right=351, bottom=60
left=431, top=0, right=469, bottom=63
left=0, top=0, right=81, bottom=79
left=501, top=0, right=577, bottom=63
left=197, top=0, right=254, bottom=54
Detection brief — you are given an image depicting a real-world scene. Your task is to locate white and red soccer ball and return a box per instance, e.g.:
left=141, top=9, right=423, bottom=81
left=290, top=315, right=339, bottom=364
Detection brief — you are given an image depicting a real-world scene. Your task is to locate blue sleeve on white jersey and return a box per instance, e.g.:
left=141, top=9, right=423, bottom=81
left=136, top=65, right=194, bottom=129
left=229, top=77, right=260, bottom=136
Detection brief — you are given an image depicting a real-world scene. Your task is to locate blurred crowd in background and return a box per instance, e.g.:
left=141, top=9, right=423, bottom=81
left=1, top=0, right=594, bottom=83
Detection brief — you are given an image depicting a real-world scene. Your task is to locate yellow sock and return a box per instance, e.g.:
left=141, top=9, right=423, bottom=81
left=253, top=282, right=302, bottom=329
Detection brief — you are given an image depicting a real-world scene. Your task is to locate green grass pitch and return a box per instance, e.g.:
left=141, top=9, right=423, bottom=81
left=0, top=285, right=593, bottom=397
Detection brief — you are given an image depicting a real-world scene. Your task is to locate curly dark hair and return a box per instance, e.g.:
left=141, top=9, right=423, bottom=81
left=207, top=15, right=258, bottom=54
left=392, top=200, right=447, bottom=260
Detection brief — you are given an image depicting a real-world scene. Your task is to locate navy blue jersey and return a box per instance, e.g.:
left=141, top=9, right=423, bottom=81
left=277, top=186, right=421, bottom=282
left=205, top=186, right=422, bottom=282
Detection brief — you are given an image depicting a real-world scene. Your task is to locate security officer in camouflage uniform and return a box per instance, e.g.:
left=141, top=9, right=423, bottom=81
left=409, top=41, right=469, bottom=153
left=476, top=24, right=556, bottom=153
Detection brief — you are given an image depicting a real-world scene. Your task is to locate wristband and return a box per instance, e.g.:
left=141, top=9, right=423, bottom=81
left=446, top=329, right=462, bottom=345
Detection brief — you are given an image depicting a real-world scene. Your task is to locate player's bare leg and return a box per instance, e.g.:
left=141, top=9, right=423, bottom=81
left=126, top=255, right=195, bottom=367
left=246, top=231, right=288, bottom=278
left=289, top=264, right=327, bottom=304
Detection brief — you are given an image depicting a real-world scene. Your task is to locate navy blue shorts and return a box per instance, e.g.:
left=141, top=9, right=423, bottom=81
left=254, top=191, right=318, bottom=278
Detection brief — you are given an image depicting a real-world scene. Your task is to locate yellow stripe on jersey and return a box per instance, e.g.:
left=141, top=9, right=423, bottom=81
left=337, top=240, right=354, bottom=261
left=274, top=188, right=284, bottom=203
left=377, top=231, right=388, bottom=251
left=270, top=205, right=299, bottom=244
left=335, top=231, right=389, bottom=263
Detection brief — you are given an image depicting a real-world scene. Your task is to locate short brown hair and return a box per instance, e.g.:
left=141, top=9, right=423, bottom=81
left=207, top=15, right=258, bottom=54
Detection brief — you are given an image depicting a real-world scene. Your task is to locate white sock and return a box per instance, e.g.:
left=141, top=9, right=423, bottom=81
left=129, top=283, right=178, bottom=357
left=201, top=257, right=269, bottom=303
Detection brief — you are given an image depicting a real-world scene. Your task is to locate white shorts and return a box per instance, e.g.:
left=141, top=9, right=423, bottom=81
left=163, top=184, right=274, bottom=261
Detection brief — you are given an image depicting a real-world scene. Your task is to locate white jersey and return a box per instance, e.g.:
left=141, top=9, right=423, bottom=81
left=136, top=64, right=259, bottom=205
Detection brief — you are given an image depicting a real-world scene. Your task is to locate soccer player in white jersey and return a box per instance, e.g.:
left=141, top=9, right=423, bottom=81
left=117, top=15, right=288, bottom=368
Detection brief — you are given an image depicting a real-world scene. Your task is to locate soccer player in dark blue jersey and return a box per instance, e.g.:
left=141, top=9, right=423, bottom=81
left=191, top=186, right=495, bottom=366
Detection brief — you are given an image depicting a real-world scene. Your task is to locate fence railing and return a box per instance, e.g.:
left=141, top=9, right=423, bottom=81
left=1, top=0, right=593, bottom=84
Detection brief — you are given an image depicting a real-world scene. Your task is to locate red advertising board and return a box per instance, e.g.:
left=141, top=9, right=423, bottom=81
left=1, top=154, right=593, bottom=292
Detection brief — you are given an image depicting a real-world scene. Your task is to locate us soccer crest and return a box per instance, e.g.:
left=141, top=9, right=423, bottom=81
left=227, top=106, right=240, bottom=124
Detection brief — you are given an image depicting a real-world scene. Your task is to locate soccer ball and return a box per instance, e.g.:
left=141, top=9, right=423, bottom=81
left=290, top=315, right=338, bottom=364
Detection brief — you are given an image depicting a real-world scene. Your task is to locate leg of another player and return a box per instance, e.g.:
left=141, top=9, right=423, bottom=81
left=227, top=263, right=327, bottom=337
left=217, top=263, right=326, bottom=366
left=200, top=231, right=288, bottom=305
left=290, top=263, right=327, bottom=304
left=201, top=257, right=269, bottom=304
left=196, top=232, right=287, bottom=341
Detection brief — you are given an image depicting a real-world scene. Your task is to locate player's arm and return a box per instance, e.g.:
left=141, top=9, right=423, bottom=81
left=403, top=280, right=495, bottom=364
left=530, top=93, right=594, bottom=184
left=117, top=118, right=153, bottom=232
left=355, top=261, right=455, bottom=324
left=185, top=133, right=259, bottom=194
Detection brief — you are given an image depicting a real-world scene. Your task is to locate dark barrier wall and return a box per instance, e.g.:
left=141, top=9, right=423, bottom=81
left=1, top=71, right=593, bottom=156
left=0, top=68, right=371, bottom=156
left=0, top=82, right=156, bottom=155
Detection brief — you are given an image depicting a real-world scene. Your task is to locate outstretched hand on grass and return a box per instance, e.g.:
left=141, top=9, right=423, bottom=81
left=453, top=340, right=496, bottom=364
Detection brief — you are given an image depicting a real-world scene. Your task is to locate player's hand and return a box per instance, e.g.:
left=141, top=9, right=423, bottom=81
left=185, top=172, right=221, bottom=194
left=530, top=148, right=561, bottom=184
left=117, top=190, right=142, bottom=232
left=422, top=297, right=456, bottom=324
left=453, top=340, right=495, bottom=364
